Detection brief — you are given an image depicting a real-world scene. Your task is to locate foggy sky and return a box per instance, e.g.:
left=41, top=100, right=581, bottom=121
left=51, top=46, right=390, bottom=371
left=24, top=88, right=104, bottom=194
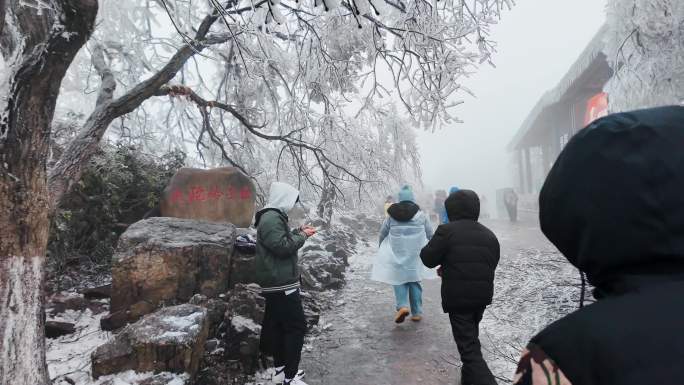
left=417, top=0, right=607, bottom=208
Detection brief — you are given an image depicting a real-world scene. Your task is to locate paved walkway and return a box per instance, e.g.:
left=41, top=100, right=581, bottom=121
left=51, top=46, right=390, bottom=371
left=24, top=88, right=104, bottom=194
left=301, top=219, right=568, bottom=385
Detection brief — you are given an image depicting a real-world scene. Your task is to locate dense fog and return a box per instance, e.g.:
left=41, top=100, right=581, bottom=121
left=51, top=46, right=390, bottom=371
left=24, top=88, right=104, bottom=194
left=418, top=0, right=606, bottom=218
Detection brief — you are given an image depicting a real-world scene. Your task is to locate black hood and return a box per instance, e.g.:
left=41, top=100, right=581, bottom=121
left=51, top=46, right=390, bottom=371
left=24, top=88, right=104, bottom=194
left=540, top=106, right=684, bottom=295
left=445, top=190, right=480, bottom=221
left=387, top=201, right=420, bottom=222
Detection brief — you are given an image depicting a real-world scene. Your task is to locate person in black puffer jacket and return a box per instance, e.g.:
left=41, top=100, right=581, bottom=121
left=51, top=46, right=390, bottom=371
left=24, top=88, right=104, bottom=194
left=512, top=106, right=684, bottom=385
left=421, top=189, right=500, bottom=385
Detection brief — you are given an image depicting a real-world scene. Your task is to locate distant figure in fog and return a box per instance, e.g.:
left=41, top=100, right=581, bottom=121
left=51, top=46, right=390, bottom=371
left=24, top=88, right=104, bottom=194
left=503, top=188, right=518, bottom=222
left=373, top=185, right=436, bottom=323
left=480, top=195, right=490, bottom=219
left=433, top=189, right=447, bottom=223
left=513, top=106, right=684, bottom=385
left=421, top=189, right=500, bottom=385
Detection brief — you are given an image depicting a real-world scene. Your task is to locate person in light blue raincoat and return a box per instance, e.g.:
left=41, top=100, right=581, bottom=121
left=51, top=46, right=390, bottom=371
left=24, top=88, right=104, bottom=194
left=372, top=185, right=437, bottom=323
left=440, top=186, right=460, bottom=224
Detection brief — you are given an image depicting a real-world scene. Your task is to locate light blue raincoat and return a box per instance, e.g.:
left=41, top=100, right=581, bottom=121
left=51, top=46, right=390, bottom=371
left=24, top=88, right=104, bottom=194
left=371, top=210, right=437, bottom=285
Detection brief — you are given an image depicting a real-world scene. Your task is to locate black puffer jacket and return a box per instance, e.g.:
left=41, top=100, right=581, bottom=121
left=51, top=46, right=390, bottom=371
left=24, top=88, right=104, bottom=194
left=528, top=106, right=684, bottom=385
left=420, top=190, right=500, bottom=312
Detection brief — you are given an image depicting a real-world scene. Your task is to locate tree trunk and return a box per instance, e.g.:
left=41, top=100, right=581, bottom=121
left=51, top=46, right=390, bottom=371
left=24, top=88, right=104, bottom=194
left=317, top=163, right=339, bottom=227
left=0, top=0, right=5, bottom=38
left=0, top=1, right=97, bottom=384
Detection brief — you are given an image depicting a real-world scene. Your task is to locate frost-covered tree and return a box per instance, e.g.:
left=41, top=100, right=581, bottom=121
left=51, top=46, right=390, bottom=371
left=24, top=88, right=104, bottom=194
left=0, top=0, right=511, bottom=383
left=53, top=0, right=508, bottom=202
left=604, top=0, right=684, bottom=111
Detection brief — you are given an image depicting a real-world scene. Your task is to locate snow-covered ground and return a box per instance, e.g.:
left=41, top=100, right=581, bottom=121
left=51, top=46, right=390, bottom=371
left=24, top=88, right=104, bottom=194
left=46, top=304, right=189, bottom=385
left=47, top=308, right=110, bottom=384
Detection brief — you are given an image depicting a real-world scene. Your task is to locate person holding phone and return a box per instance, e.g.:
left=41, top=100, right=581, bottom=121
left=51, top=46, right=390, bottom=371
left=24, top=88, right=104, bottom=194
left=255, top=182, right=316, bottom=385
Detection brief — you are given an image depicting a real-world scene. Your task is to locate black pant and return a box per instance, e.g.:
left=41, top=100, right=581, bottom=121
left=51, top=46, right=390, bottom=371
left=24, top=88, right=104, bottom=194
left=260, top=290, right=307, bottom=379
left=448, top=307, right=497, bottom=385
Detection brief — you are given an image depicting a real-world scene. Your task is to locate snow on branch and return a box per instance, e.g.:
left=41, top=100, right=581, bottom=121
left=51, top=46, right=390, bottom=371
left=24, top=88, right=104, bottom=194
left=46, top=0, right=507, bottom=212
left=157, top=84, right=371, bottom=198
left=604, top=0, right=684, bottom=111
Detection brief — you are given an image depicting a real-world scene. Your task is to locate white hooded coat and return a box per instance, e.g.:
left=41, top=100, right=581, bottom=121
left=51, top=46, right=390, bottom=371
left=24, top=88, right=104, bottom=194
left=262, top=181, right=300, bottom=214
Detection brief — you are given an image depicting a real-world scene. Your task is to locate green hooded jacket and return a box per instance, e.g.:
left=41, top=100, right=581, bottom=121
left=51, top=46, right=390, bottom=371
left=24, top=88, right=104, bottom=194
left=254, top=182, right=307, bottom=293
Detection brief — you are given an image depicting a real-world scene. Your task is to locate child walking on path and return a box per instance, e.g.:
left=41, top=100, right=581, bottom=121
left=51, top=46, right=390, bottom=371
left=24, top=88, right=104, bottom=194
left=372, top=185, right=436, bottom=323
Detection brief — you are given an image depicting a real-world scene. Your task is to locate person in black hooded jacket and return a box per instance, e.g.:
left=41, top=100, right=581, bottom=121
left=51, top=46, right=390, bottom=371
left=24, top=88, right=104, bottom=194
left=512, top=106, right=684, bottom=385
left=420, top=189, right=500, bottom=385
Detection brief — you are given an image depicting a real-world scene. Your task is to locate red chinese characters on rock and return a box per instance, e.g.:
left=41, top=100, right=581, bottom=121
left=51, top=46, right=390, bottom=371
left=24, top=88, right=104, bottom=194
left=226, top=186, right=236, bottom=200
left=160, top=167, right=256, bottom=228
left=240, top=186, right=252, bottom=200
left=207, top=186, right=223, bottom=200
left=171, top=185, right=252, bottom=205
left=170, top=189, right=185, bottom=204
left=188, top=186, right=207, bottom=202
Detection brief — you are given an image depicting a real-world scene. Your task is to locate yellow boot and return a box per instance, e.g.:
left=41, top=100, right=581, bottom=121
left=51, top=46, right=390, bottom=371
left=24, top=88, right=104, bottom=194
left=394, top=307, right=410, bottom=323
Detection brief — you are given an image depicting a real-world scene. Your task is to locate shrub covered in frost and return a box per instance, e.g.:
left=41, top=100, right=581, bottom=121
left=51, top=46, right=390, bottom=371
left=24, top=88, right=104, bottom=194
left=47, top=143, right=185, bottom=288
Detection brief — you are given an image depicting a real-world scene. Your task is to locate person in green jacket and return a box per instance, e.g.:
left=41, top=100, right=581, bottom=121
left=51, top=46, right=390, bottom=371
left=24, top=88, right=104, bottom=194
left=256, top=182, right=316, bottom=385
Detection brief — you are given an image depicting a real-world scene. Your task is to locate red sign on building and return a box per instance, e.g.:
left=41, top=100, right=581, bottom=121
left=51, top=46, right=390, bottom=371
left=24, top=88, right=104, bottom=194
left=584, top=92, right=609, bottom=126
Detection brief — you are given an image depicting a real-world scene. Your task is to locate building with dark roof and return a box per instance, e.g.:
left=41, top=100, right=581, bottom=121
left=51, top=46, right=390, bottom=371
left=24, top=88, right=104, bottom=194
left=508, top=25, right=613, bottom=199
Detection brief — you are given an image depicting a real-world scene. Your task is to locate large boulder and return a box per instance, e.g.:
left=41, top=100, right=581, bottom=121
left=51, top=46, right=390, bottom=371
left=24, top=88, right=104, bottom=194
left=45, top=321, right=76, bottom=339
left=299, top=290, right=322, bottom=330
left=338, top=213, right=382, bottom=242
left=303, top=226, right=357, bottom=267
left=224, top=284, right=265, bottom=374
left=299, top=252, right=346, bottom=292
left=159, top=167, right=256, bottom=228
left=106, top=218, right=235, bottom=329
left=47, top=292, right=88, bottom=316
left=229, top=249, right=256, bottom=289
left=92, top=304, right=209, bottom=379
left=188, top=294, right=228, bottom=338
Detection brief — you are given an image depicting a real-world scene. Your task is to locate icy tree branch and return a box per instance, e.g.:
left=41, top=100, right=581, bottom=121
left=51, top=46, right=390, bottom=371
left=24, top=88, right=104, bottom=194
left=90, top=43, right=115, bottom=106
left=604, top=0, right=684, bottom=110
left=47, top=9, right=235, bottom=209
left=157, top=84, right=370, bottom=197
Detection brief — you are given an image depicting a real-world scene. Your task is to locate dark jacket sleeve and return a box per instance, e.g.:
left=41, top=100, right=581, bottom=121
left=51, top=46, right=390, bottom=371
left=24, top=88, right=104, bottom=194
left=258, top=212, right=307, bottom=259
left=420, top=225, right=449, bottom=268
